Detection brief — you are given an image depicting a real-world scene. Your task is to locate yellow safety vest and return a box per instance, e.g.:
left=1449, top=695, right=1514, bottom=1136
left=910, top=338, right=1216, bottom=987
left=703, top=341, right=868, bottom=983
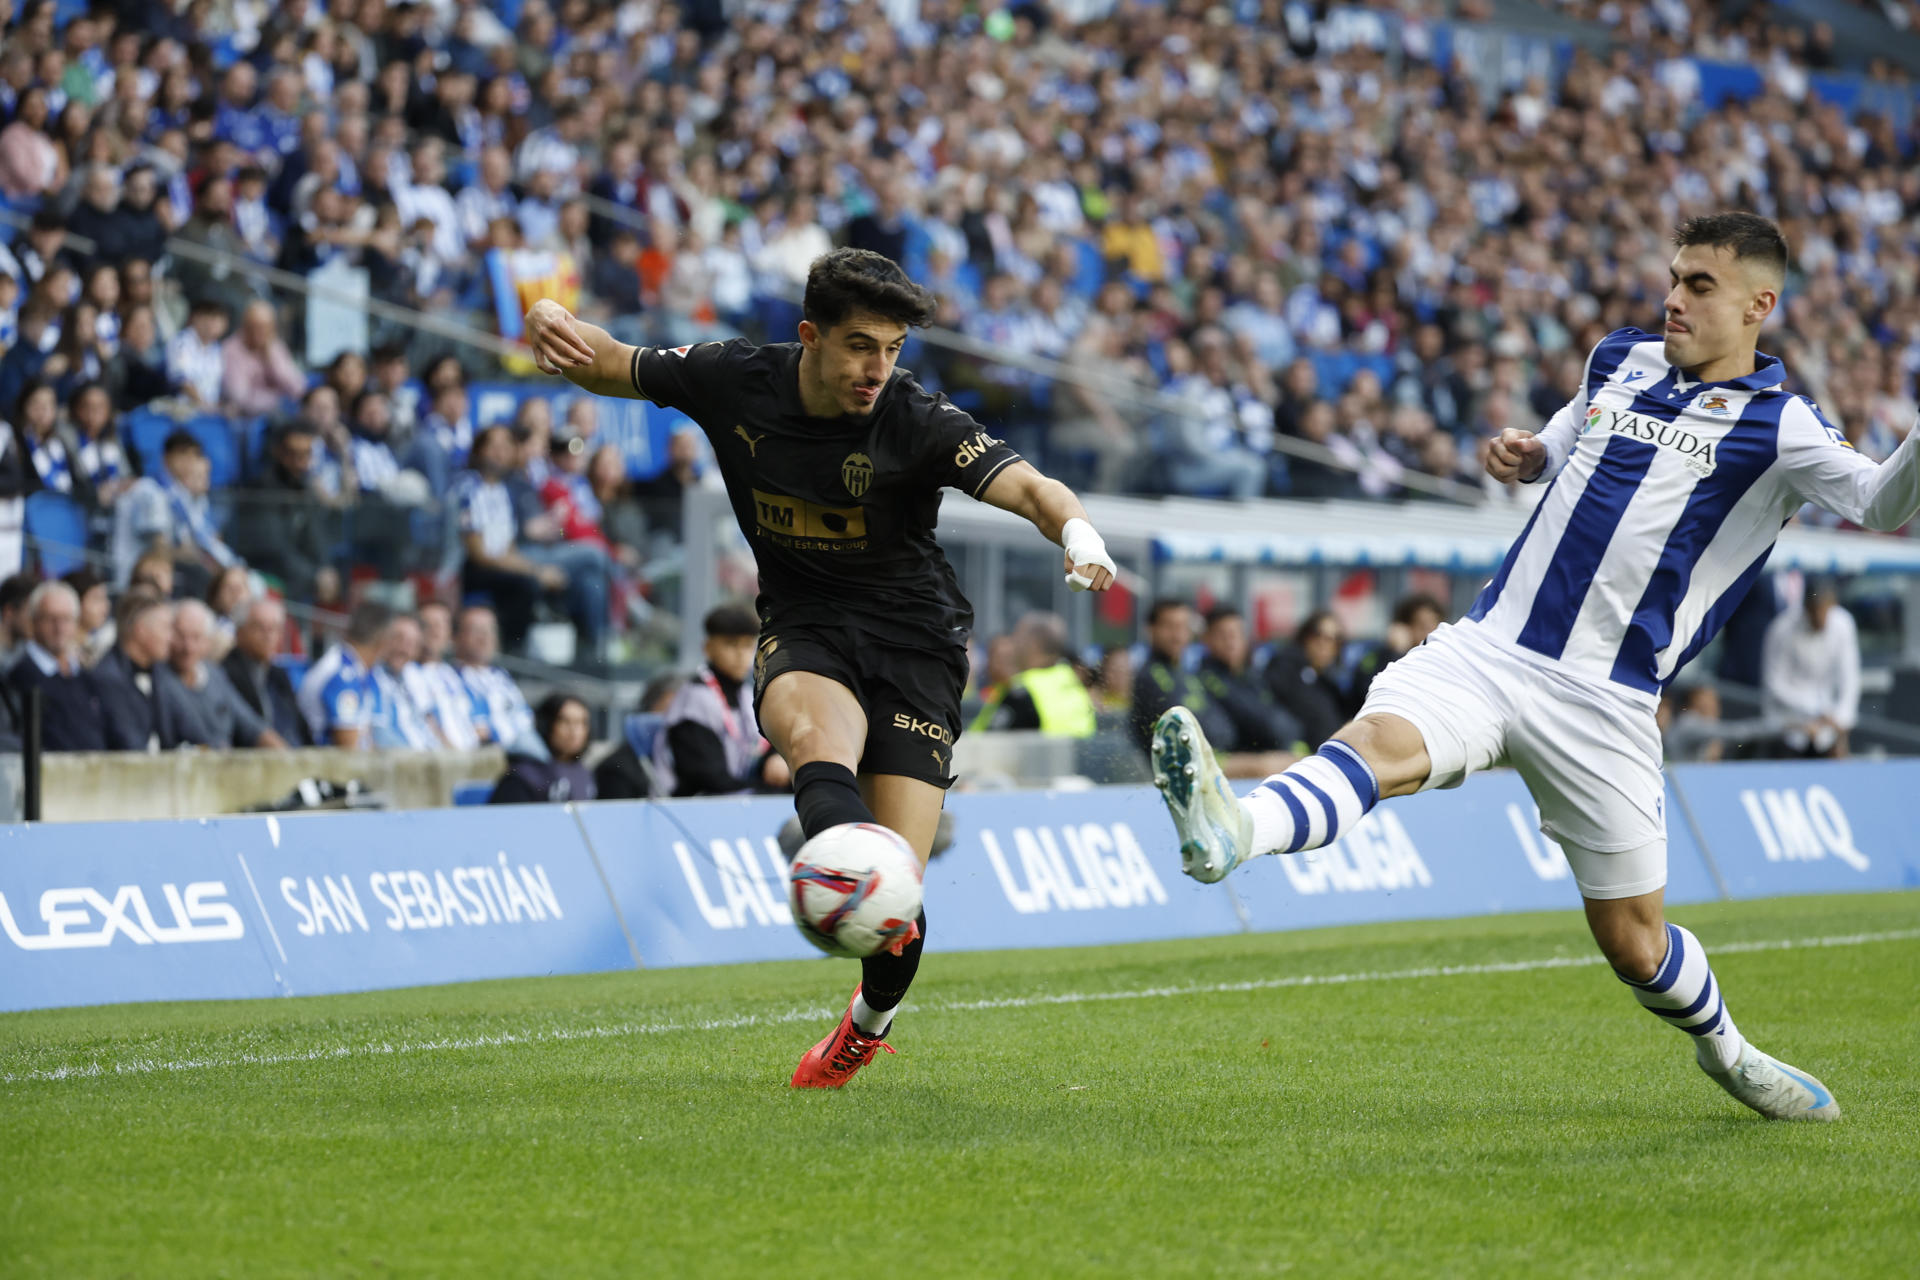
left=1013, top=663, right=1098, bottom=739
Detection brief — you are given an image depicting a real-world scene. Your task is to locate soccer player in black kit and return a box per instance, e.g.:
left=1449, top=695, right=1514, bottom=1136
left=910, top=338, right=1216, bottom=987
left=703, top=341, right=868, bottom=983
left=525, top=249, right=1117, bottom=1087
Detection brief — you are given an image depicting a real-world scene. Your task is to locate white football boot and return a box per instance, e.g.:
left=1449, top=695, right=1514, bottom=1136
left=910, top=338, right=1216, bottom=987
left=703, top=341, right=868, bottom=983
left=1699, top=1042, right=1841, bottom=1122
left=1150, top=706, right=1253, bottom=884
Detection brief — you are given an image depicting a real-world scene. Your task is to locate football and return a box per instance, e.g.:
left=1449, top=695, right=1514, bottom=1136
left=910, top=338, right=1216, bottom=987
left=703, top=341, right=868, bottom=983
left=786, top=822, right=925, bottom=958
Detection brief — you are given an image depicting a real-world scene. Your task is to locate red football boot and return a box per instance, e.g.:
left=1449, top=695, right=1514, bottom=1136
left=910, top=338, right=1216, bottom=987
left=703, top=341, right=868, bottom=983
left=790, top=986, right=896, bottom=1089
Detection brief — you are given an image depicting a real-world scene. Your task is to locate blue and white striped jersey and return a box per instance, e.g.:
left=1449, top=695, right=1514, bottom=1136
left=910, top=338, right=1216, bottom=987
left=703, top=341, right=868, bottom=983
left=1468, top=327, right=1920, bottom=701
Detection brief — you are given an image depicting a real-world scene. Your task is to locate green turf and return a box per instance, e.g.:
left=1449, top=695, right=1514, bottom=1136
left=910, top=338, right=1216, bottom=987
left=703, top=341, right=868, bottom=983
left=3, top=892, right=1918, bottom=1278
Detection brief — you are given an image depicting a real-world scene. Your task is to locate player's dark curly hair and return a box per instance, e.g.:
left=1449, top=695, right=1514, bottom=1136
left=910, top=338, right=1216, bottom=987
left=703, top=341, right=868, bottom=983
left=1674, top=212, right=1789, bottom=279
left=802, top=248, right=937, bottom=333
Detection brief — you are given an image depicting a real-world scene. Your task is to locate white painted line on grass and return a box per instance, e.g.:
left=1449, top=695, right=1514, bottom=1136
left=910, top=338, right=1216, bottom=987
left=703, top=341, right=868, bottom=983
left=5, top=926, right=1917, bottom=1086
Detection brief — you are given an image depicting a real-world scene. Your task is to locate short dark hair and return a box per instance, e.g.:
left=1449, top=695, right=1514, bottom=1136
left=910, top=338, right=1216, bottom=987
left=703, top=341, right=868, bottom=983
left=1392, top=593, right=1446, bottom=627
left=162, top=429, right=203, bottom=459
left=1674, top=213, right=1788, bottom=280
left=1147, top=598, right=1191, bottom=626
left=703, top=603, right=760, bottom=639
left=346, top=599, right=395, bottom=643
left=1203, top=604, right=1242, bottom=629
left=802, top=247, right=936, bottom=333
left=0, top=573, right=38, bottom=613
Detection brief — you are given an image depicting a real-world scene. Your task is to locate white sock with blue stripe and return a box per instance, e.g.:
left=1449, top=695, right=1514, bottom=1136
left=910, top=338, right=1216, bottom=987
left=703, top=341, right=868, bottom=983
left=1618, top=923, right=1746, bottom=1072
left=1243, top=740, right=1379, bottom=857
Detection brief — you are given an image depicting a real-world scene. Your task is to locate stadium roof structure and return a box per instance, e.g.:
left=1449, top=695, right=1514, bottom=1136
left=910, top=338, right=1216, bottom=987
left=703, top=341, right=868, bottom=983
left=937, top=494, right=1920, bottom=578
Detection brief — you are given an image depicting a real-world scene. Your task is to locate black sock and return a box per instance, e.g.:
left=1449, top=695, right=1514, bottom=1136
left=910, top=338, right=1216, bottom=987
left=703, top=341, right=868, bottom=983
left=860, top=910, right=927, bottom=1013
left=791, top=761, right=873, bottom=838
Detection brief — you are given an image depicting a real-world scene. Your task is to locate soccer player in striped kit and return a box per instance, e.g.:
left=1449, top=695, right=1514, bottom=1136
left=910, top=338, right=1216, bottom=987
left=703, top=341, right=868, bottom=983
left=1156, top=213, right=1920, bottom=1121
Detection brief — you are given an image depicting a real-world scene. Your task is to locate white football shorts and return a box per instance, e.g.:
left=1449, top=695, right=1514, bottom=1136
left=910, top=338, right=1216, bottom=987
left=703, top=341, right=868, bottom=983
left=1358, top=620, right=1667, bottom=900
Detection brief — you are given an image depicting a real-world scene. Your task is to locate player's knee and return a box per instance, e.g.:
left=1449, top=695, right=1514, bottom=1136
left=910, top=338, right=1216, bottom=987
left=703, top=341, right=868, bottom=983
left=1591, top=914, right=1666, bottom=982
left=1332, top=715, right=1428, bottom=796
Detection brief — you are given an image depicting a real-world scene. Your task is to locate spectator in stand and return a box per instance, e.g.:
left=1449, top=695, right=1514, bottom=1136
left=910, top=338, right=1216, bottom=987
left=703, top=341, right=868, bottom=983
left=14, top=379, right=92, bottom=506
left=67, top=382, right=132, bottom=508
left=222, top=593, right=310, bottom=747
left=451, top=423, right=566, bottom=653
left=104, top=305, right=179, bottom=410
left=593, top=672, right=685, bottom=801
left=163, top=599, right=286, bottom=749
left=1265, top=610, right=1351, bottom=753
left=452, top=603, right=536, bottom=752
left=63, top=567, right=113, bottom=666
left=973, top=612, right=1098, bottom=739
left=1197, top=605, right=1302, bottom=760
left=109, top=430, right=244, bottom=594
left=0, top=573, right=36, bottom=659
left=165, top=300, right=230, bottom=410
left=93, top=592, right=199, bottom=751
left=228, top=420, right=341, bottom=606
left=369, top=612, right=440, bottom=749
left=1130, top=598, right=1281, bottom=779
left=297, top=600, right=393, bottom=750
left=405, top=599, right=483, bottom=750
left=1762, top=578, right=1861, bottom=760
left=4, top=580, right=107, bottom=750
left=203, top=564, right=252, bottom=658
left=0, top=86, right=65, bottom=200
left=489, top=692, right=596, bottom=804
left=513, top=425, right=610, bottom=660
left=655, top=604, right=788, bottom=796
left=407, top=378, right=473, bottom=497
left=632, top=425, right=701, bottom=548
left=221, top=300, right=306, bottom=419
left=0, top=296, right=62, bottom=414
left=1347, top=594, right=1447, bottom=713
left=173, top=174, right=259, bottom=320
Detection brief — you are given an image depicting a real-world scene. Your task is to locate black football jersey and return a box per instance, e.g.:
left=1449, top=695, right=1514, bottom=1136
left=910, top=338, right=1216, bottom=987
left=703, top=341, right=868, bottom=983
left=630, top=339, right=1024, bottom=647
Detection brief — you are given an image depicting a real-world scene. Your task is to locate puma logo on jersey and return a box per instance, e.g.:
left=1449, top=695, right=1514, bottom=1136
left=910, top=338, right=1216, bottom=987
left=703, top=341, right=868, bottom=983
left=734, top=425, right=766, bottom=457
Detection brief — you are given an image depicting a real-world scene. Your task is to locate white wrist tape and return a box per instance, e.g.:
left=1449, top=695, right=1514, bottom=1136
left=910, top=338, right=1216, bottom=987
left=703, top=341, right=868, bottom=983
left=1062, top=517, right=1114, bottom=591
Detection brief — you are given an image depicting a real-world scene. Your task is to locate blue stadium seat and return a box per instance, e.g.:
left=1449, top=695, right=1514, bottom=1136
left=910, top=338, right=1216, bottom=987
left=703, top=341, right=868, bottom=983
left=24, top=491, right=89, bottom=578
left=624, top=711, right=666, bottom=760
left=240, top=416, right=275, bottom=480
left=451, top=781, right=495, bottom=806
left=272, top=652, right=309, bottom=688
left=186, top=416, right=242, bottom=489
left=1070, top=238, right=1107, bottom=301
left=124, top=407, right=176, bottom=474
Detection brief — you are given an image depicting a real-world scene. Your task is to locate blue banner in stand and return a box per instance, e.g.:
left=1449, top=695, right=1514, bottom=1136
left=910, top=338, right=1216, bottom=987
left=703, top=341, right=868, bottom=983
left=1670, top=760, right=1920, bottom=899
left=1220, top=772, right=1720, bottom=935
left=0, top=819, right=284, bottom=1013
left=577, top=797, right=823, bottom=968
left=225, top=806, right=638, bottom=997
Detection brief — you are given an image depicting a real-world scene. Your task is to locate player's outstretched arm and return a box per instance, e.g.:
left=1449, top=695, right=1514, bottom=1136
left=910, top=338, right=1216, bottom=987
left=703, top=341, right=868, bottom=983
left=978, top=461, right=1116, bottom=591
left=524, top=299, right=644, bottom=400
left=1781, top=403, right=1920, bottom=532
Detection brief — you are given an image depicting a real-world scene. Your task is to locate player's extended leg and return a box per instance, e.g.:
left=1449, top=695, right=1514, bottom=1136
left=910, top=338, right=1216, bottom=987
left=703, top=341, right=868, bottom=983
left=845, top=771, right=940, bottom=1028
left=1583, top=883, right=1839, bottom=1122
left=1152, top=708, right=1431, bottom=882
left=759, top=670, right=874, bottom=834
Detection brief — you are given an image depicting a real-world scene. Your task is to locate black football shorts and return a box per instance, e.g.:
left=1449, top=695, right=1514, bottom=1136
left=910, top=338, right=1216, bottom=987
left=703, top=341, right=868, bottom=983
left=753, top=618, right=968, bottom=790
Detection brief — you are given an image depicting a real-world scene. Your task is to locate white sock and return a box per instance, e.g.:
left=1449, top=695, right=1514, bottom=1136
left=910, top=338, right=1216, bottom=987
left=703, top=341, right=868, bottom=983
left=850, top=990, right=894, bottom=1037
left=1617, top=923, right=1746, bottom=1073
left=1243, top=740, right=1380, bottom=857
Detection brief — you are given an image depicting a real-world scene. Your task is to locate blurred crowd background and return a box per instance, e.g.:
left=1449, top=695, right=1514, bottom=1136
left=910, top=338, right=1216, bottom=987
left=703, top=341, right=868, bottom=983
left=1, top=0, right=1918, bottom=780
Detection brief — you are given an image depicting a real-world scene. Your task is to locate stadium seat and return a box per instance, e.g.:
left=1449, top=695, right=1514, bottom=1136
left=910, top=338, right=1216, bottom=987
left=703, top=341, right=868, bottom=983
left=273, top=652, right=310, bottom=688
left=450, top=781, right=494, bottom=806
left=1070, top=238, right=1106, bottom=301
left=186, top=416, right=242, bottom=489
left=624, top=711, right=666, bottom=761
left=123, top=407, right=176, bottom=474
left=24, top=491, right=89, bottom=578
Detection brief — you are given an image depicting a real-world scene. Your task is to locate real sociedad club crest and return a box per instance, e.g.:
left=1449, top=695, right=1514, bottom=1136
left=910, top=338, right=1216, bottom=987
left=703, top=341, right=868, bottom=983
left=842, top=452, right=874, bottom=498
left=1700, top=395, right=1731, bottom=416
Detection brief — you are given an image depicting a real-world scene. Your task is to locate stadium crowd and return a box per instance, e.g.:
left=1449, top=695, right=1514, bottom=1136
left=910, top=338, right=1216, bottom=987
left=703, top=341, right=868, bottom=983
left=0, top=0, right=1913, bottom=730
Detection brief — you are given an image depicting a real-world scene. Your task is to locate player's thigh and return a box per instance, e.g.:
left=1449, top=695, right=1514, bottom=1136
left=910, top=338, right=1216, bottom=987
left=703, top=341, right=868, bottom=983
left=1350, top=622, right=1514, bottom=793
left=858, top=772, right=946, bottom=865
left=754, top=628, right=868, bottom=770
left=1507, top=689, right=1666, bottom=863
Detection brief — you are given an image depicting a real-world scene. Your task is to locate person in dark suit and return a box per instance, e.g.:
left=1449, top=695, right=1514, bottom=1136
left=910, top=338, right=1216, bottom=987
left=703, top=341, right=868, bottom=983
left=221, top=593, right=312, bottom=746
left=1263, top=609, right=1351, bottom=752
left=3, top=581, right=107, bottom=750
left=91, top=593, right=205, bottom=751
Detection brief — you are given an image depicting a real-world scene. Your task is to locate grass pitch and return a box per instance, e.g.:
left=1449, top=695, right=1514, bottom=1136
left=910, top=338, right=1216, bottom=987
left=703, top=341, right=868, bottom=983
left=3, top=892, right=1917, bottom=1278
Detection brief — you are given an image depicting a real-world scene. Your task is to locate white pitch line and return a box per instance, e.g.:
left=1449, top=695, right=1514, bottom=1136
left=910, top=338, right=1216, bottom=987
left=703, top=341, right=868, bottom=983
left=5, top=926, right=1917, bottom=1086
